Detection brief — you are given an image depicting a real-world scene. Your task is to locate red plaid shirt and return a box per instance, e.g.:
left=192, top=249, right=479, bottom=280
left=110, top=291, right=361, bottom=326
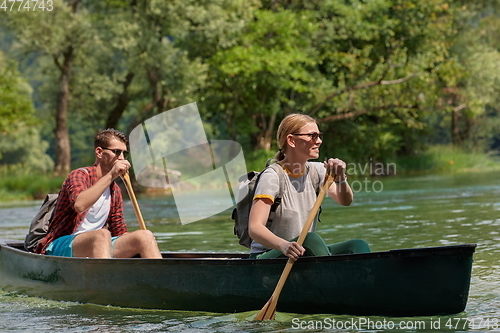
left=36, top=165, right=128, bottom=254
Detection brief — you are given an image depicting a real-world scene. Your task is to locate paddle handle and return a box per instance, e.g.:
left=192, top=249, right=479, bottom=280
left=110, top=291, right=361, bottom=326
left=120, top=172, right=147, bottom=230
left=255, top=169, right=335, bottom=320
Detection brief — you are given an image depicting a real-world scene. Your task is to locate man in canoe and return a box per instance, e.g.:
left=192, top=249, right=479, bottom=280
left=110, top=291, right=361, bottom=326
left=248, top=114, right=371, bottom=260
left=35, top=129, right=162, bottom=258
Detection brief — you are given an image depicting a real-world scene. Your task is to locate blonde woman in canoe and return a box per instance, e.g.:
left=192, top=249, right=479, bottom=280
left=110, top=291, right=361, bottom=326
left=248, top=114, right=371, bottom=260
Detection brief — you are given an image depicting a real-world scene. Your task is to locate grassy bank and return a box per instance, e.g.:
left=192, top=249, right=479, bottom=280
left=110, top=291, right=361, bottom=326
left=393, top=145, right=500, bottom=175
left=0, top=174, right=65, bottom=201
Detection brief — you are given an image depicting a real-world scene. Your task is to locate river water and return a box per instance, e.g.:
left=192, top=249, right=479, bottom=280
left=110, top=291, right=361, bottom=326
left=0, top=171, right=499, bottom=332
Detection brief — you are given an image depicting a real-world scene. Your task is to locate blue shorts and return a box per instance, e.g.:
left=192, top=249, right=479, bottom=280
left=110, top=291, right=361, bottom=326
left=46, top=234, right=120, bottom=257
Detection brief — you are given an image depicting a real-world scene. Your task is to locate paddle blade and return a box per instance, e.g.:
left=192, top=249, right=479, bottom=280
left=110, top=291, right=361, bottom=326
left=254, top=296, right=277, bottom=321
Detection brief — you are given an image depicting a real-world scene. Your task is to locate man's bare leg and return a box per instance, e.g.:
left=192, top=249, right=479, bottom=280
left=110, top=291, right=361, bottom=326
left=113, top=230, right=162, bottom=258
left=72, top=229, right=113, bottom=258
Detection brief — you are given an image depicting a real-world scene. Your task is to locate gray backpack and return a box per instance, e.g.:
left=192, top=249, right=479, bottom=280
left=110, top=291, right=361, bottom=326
left=231, top=162, right=321, bottom=248
left=24, top=193, right=58, bottom=252
left=23, top=167, right=88, bottom=252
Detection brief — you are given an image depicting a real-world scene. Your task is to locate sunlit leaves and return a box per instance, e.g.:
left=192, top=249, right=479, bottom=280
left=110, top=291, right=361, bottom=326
left=0, top=52, right=35, bottom=134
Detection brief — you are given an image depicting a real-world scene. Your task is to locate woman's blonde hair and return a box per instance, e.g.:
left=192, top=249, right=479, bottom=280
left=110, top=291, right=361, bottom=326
left=274, top=113, right=316, bottom=161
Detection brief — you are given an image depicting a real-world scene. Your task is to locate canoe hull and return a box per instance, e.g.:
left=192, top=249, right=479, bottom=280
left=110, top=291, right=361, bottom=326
left=0, top=240, right=475, bottom=316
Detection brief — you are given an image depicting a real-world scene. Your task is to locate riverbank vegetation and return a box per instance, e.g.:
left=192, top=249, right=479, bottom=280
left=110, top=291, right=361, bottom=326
left=1, top=144, right=498, bottom=202
left=0, top=171, right=65, bottom=201
left=1, top=1, right=500, bottom=201
left=393, top=145, right=500, bottom=176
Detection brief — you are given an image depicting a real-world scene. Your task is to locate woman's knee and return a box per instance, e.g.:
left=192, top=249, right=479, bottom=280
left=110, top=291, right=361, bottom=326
left=328, top=238, right=371, bottom=255
left=346, top=239, right=371, bottom=253
left=304, top=232, right=325, bottom=243
left=303, top=232, right=330, bottom=256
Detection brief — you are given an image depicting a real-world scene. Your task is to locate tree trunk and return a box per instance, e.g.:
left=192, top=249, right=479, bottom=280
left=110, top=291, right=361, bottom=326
left=53, top=46, right=74, bottom=176
left=53, top=0, right=81, bottom=176
left=256, top=111, right=278, bottom=150
left=126, top=68, right=166, bottom=135
left=451, top=109, right=459, bottom=145
left=105, top=72, right=135, bottom=129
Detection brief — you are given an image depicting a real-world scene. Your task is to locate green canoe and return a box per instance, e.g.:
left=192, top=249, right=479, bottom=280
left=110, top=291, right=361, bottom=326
left=0, top=239, right=475, bottom=316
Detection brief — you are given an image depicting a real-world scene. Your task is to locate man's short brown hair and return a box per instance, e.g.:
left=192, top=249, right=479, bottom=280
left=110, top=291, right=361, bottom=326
left=94, top=129, right=129, bottom=148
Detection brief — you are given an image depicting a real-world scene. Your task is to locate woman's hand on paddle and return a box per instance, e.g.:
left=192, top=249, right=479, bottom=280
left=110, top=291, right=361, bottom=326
left=280, top=241, right=305, bottom=261
left=325, top=158, right=353, bottom=206
left=325, top=158, right=347, bottom=181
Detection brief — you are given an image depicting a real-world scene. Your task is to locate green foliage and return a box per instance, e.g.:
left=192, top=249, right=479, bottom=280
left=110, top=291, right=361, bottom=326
left=171, top=0, right=261, bottom=57
left=243, top=148, right=276, bottom=172
left=1, top=0, right=500, bottom=183
left=394, top=145, right=500, bottom=175
left=0, top=173, right=64, bottom=201
left=0, top=51, right=35, bottom=134
left=191, top=0, right=475, bottom=163
left=0, top=126, right=54, bottom=174
left=303, top=0, right=454, bottom=162
left=0, top=50, right=52, bottom=176
left=67, top=0, right=209, bottom=129
left=205, top=8, right=319, bottom=145
left=4, top=0, right=91, bottom=55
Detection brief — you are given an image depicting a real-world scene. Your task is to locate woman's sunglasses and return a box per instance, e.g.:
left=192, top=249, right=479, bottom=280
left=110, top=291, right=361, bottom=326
left=100, top=147, right=129, bottom=159
left=292, top=132, right=323, bottom=141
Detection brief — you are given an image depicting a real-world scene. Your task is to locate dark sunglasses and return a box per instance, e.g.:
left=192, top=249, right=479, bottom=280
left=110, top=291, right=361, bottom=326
left=292, top=132, right=324, bottom=141
left=100, top=147, right=129, bottom=159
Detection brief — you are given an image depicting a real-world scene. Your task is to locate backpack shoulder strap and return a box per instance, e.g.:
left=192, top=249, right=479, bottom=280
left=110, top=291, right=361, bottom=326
left=306, top=161, right=322, bottom=194
left=267, top=162, right=286, bottom=197
left=262, top=162, right=286, bottom=215
left=306, top=162, right=324, bottom=223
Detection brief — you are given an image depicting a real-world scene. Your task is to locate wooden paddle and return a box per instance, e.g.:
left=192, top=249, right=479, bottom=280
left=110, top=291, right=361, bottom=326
left=120, top=172, right=147, bottom=230
left=254, top=164, right=335, bottom=321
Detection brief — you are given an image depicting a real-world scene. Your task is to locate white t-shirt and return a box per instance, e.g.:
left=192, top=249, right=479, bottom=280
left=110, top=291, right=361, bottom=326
left=251, top=162, right=324, bottom=253
left=73, top=187, right=111, bottom=235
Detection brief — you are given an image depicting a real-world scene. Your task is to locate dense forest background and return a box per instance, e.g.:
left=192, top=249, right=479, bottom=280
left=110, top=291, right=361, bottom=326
left=1, top=0, right=500, bottom=181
